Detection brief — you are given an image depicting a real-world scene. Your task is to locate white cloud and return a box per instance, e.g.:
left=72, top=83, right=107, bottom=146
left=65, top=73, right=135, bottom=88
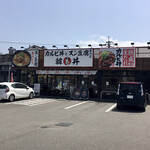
left=77, top=35, right=147, bottom=48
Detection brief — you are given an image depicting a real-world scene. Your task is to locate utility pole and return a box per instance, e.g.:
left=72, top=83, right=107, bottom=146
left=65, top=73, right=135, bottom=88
left=8, top=62, right=11, bottom=82
left=108, top=36, right=110, bottom=48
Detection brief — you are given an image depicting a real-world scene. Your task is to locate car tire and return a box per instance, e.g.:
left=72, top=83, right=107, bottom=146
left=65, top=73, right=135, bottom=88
left=117, top=104, right=121, bottom=110
left=9, top=94, right=15, bottom=102
left=140, top=107, right=145, bottom=112
left=29, top=92, right=34, bottom=99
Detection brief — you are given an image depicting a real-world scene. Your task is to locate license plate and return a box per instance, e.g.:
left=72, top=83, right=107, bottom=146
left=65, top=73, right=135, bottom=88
left=127, top=95, right=133, bottom=99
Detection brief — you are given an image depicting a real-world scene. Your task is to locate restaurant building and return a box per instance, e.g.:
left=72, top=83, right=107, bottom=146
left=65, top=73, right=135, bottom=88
left=11, top=45, right=150, bottom=100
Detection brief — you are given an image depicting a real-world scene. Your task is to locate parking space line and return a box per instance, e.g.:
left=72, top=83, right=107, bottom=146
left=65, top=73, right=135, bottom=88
left=5, top=99, right=57, bottom=106
left=65, top=101, right=88, bottom=110
left=105, top=103, right=117, bottom=112
left=28, top=100, right=57, bottom=106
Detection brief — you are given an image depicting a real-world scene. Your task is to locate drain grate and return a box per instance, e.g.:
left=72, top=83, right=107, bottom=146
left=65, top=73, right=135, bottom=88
left=55, top=122, right=73, bottom=127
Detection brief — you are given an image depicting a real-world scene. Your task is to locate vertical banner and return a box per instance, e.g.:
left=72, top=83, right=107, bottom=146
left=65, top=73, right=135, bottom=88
left=99, top=47, right=136, bottom=68
left=11, top=73, right=14, bottom=82
left=28, top=50, right=39, bottom=67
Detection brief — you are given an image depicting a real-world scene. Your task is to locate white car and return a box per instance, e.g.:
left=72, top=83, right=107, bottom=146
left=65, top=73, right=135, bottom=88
left=0, top=82, right=35, bottom=101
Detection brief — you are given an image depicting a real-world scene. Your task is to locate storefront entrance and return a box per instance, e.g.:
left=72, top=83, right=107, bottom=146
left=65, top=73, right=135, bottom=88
left=37, top=74, right=98, bottom=98
left=37, top=74, right=76, bottom=97
left=47, top=75, right=76, bottom=97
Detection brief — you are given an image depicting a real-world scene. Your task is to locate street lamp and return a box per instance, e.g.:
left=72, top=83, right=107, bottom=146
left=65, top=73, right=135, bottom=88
left=131, top=42, right=134, bottom=47
left=64, top=45, right=69, bottom=49
left=88, top=44, right=92, bottom=48
left=52, top=45, right=58, bottom=49
left=99, top=44, right=103, bottom=47
left=147, top=42, right=150, bottom=49
left=114, top=43, right=118, bottom=47
left=76, top=45, right=80, bottom=48
left=99, top=44, right=106, bottom=48
left=41, top=46, right=47, bottom=49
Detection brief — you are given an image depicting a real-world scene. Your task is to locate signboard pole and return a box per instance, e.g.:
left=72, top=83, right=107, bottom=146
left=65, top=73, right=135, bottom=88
left=8, top=63, right=11, bottom=82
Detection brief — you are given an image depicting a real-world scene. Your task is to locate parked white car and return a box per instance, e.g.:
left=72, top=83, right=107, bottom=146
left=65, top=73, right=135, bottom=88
left=0, top=82, right=35, bottom=101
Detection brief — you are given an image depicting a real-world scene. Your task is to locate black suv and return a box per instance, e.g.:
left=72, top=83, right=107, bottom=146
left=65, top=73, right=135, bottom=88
left=117, top=82, right=147, bottom=111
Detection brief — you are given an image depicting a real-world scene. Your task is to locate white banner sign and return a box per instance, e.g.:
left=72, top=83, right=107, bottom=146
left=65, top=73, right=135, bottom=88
left=99, top=47, right=136, bottom=68
left=34, top=83, right=40, bottom=93
left=44, top=49, right=93, bottom=67
left=28, top=50, right=39, bottom=67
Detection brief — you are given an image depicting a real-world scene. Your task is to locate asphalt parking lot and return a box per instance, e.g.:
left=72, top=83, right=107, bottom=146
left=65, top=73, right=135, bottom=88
left=0, top=98, right=150, bottom=150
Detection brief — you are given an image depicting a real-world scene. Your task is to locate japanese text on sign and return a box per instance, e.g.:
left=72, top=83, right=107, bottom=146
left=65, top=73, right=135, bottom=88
left=28, top=50, right=39, bottom=67
left=123, top=49, right=135, bottom=66
left=44, top=49, right=93, bottom=67
left=99, top=48, right=135, bottom=68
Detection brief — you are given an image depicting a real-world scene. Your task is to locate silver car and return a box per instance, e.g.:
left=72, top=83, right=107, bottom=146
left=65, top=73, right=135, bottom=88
left=0, top=82, right=35, bottom=101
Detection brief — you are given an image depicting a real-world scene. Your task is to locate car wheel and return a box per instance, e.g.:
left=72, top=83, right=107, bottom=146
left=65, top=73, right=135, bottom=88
left=9, top=94, right=15, bottom=102
left=29, top=92, right=34, bottom=99
left=117, top=104, right=121, bottom=110
left=140, top=107, right=145, bottom=112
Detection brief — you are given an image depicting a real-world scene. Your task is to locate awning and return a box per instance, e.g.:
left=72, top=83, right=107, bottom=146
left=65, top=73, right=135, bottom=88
left=36, top=70, right=97, bottom=75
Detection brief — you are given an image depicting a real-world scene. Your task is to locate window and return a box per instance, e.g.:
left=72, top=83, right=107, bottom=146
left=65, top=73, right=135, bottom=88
left=11, top=84, right=16, bottom=88
left=21, top=70, right=27, bottom=84
left=0, top=85, right=7, bottom=89
left=120, top=84, right=141, bottom=93
left=12, top=83, right=27, bottom=89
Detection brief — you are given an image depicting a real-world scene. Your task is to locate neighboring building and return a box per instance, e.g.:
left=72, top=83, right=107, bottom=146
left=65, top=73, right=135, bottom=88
left=0, top=53, right=11, bottom=82
left=0, top=47, right=17, bottom=82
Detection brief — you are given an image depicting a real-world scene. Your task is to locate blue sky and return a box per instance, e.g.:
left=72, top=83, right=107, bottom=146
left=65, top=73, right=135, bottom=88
left=0, top=0, right=150, bottom=53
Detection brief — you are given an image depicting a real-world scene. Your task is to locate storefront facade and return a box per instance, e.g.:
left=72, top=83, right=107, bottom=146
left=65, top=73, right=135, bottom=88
left=12, top=46, right=150, bottom=99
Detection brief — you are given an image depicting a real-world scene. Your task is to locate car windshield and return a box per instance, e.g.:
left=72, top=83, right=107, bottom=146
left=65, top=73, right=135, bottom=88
left=120, top=84, right=141, bottom=93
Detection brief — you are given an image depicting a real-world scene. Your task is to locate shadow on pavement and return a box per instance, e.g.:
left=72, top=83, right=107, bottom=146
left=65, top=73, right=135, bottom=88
left=112, top=106, right=145, bottom=113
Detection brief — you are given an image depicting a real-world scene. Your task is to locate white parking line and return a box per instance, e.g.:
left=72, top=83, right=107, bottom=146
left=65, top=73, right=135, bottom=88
left=28, top=100, right=56, bottom=106
left=5, top=99, right=57, bottom=106
left=105, top=103, right=117, bottom=112
left=65, top=101, right=88, bottom=110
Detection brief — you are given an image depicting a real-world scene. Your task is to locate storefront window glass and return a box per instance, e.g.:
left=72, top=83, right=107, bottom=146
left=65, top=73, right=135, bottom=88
left=21, top=70, right=27, bottom=84
left=56, top=76, right=63, bottom=92
left=88, top=76, right=98, bottom=98
left=28, top=71, right=35, bottom=87
left=38, top=74, right=47, bottom=85
left=101, top=77, right=118, bottom=91
left=38, top=74, right=48, bottom=95
left=48, top=75, right=55, bottom=90
left=47, top=75, right=76, bottom=97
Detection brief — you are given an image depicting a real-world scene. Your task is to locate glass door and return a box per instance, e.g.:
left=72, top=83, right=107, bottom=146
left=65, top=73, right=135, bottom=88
left=63, top=76, right=70, bottom=96
left=38, top=74, right=47, bottom=95
left=48, top=75, right=55, bottom=96
left=55, top=76, right=63, bottom=95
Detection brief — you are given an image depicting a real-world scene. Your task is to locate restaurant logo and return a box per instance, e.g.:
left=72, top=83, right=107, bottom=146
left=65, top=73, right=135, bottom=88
left=12, top=50, right=31, bottom=67
left=63, top=57, right=71, bottom=65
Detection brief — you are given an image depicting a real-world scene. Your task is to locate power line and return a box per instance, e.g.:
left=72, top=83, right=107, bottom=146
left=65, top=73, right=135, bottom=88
left=0, top=41, right=76, bottom=46
left=0, top=40, right=54, bottom=45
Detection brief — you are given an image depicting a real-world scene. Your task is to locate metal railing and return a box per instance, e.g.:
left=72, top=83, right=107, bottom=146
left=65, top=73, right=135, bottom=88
left=100, top=91, right=117, bottom=100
